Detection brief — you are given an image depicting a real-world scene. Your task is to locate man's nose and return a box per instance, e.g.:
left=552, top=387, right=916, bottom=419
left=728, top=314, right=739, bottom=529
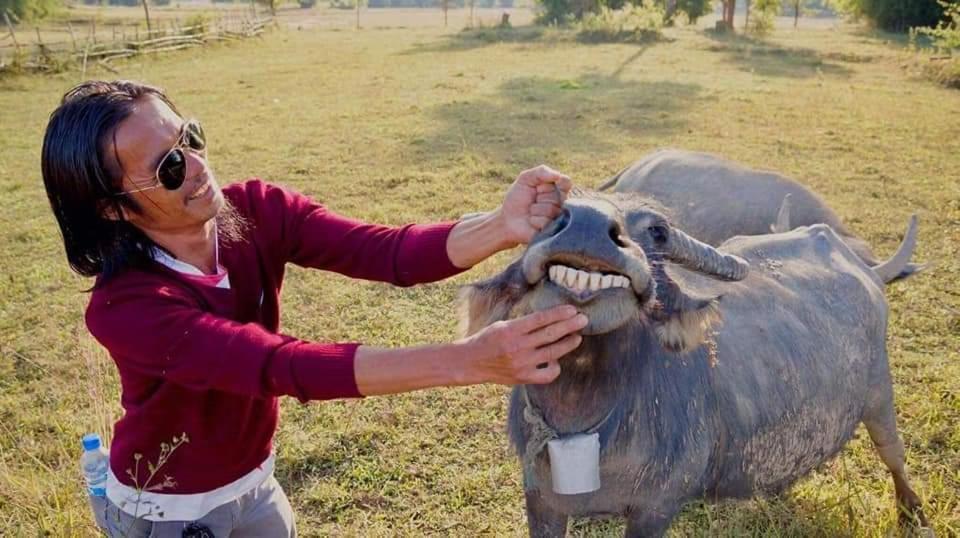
left=184, top=148, right=207, bottom=179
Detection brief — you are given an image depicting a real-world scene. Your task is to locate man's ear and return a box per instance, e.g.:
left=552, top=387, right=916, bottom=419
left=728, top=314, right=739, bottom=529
left=456, top=260, right=530, bottom=337
left=98, top=199, right=128, bottom=222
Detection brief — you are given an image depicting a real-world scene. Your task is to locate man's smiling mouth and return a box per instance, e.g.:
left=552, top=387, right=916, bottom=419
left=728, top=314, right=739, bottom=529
left=187, top=181, right=211, bottom=200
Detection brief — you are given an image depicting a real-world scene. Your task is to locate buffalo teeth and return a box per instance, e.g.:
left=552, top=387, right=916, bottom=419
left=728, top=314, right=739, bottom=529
left=546, top=264, right=630, bottom=293
left=576, top=271, right=588, bottom=290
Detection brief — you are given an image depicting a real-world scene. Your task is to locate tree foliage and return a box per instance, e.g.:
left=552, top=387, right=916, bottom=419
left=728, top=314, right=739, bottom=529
left=746, top=0, right=780, bottom=33
left=676, top=0, right=712, bottom=23
left=832, top=0, right=954, bottom=32
left=535, top=0, right=704, bottom=25
left=915, top=0, right=960, bottom=49
left=0, top=0, right=60, bottom=20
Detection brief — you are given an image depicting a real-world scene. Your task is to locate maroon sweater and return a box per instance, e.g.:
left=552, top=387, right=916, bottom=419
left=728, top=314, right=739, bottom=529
left=86, top=180, right=465, bottom=494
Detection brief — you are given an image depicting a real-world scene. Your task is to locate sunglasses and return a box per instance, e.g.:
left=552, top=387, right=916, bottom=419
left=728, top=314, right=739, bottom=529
left=117, top=119, right=207, bottom=195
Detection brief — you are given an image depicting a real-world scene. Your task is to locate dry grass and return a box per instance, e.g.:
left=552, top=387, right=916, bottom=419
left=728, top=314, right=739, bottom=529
left=0, top=10, right=958, bottom=537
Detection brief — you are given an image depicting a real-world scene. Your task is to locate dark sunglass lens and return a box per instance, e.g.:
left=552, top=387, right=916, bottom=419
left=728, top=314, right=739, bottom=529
left=186, top=122, right=206, bottom=151
left=158, top=149, right=187, bottom=190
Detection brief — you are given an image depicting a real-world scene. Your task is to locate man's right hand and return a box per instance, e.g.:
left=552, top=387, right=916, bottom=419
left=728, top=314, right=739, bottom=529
left=457, top=305, right=587, bottom=386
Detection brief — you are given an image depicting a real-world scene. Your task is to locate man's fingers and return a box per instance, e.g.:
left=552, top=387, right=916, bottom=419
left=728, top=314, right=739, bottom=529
left=524, top=361, right=562, bottom=385
left=522, top=314, right=588, bottom=349
left=528, top=334, right=583, bottom=367
left=553, top=174, right=573, bottom=195
left=512, top=305, right=578, bottom=334
left=517, top=165, right=570, bottom=188
left=529, top=202, right=561, bottom=218
left=529, top=216, right=552, bottom=231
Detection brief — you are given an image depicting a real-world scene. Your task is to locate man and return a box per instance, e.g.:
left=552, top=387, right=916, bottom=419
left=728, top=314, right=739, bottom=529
left=41, top=80, right=587, bottom=536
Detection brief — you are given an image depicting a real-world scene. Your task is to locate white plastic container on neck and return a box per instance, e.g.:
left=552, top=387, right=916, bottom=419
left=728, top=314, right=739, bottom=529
left=547, top=433, right=601, bottom=495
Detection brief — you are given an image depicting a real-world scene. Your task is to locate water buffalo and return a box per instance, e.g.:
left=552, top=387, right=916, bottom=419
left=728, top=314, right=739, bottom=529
left=597, top=149, right=925, bottom=282
left=458, top=192, right=928, bottom=537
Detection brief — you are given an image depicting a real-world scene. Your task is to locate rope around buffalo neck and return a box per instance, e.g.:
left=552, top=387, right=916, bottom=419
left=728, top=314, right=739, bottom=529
left=520, top=385, right=617, bottom=483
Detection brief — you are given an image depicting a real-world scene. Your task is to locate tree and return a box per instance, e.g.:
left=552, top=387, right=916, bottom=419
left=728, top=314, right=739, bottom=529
left=832, top=0, right=952, bottom=32
left=535, top=0, right=712, bottom=25
left=0, top=0, right=58, bottom=20
left=676, top=0, right=711, bottom=23
left=745, top=0, right=779, bottom=33
left=718, top=0, right=736, bottom=30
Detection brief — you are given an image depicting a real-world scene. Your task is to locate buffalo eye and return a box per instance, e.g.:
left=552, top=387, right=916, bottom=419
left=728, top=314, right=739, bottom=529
left=648, top=225, right=668, bottom=244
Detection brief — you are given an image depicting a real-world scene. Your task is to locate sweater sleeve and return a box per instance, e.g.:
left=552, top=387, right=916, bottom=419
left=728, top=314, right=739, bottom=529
left=254, top=181, right=467, bottom=286
left=86, top=280, right=362, bottom=402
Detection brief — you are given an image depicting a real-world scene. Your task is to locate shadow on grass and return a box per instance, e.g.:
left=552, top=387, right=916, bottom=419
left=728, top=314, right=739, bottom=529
left=402, top=23, right=666, bottom=55
left=401, top=24, right=553, bottom=55
left=412, top=73, right=702, bottom=168
left=702, top=29, right=856, bottom=79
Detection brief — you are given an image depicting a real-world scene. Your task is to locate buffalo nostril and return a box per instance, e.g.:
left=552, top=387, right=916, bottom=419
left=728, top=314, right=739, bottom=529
left=545, top=208, right=572, bottom=238
left=609, top=223, right=627, bottom=247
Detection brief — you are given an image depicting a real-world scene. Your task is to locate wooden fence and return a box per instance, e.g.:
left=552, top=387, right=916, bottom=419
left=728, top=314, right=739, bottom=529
left=0, top=9, right=273, bottom=75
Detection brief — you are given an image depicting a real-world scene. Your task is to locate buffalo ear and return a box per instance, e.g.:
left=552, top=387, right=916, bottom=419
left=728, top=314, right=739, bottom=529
left=650, top=278, right=722, bottom=353
left=456, top=260, right=530, bottom=337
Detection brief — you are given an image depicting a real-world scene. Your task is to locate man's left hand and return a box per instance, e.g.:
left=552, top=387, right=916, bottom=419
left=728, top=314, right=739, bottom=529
left=498, top=165, right=573, bottom=246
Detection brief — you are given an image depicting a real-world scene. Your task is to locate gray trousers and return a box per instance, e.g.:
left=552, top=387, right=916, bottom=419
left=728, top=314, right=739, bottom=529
left=100, top=475, right=296, bottom=537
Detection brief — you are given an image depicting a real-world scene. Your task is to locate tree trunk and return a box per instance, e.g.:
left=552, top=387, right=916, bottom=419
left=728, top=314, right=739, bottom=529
left=727, top=0, right=736, bottom=28
left=794, top=0, right=800, bottom=27
left=665, top=0, right=678, bottom=22
left=744, top=0, right=750, bottom=29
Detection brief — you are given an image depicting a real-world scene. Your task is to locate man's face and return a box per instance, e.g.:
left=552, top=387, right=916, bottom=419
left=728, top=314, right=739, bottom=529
left=110, top=96, right=223, bottom=235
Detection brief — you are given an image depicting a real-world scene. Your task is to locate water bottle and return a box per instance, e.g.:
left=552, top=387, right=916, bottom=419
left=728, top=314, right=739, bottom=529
left=81, top=433, right=109, bottom=532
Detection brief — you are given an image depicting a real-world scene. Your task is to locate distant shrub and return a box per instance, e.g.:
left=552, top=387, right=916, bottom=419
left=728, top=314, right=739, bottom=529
left=746, top=0, right=781, bottom=35
left=498, top=0, right=514, bottom=6
left=460, top=23, right=545, bottom=42
left=832, top=0, right=950, bottom=32
left=915, top=0, right=960, bottom=51
left=0, top=0, right=59, bottom=19
left=577, top=3, right=664, bottom=43
left=300, top=0, right=318, bottom=7
left=911, top=1, right=960, bottom=89
left=535, top=0, right=575, bottom=24
left=675, top=0, right=711, bottom=23
left=535, top=0, right=701, bottom=27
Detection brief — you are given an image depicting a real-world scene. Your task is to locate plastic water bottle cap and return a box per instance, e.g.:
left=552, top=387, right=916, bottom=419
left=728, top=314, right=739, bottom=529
left=81, top=433, right=101, bottom=451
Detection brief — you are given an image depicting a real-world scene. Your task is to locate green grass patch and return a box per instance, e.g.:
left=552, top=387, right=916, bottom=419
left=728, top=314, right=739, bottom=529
left=0, top=16, right=958, bottom=537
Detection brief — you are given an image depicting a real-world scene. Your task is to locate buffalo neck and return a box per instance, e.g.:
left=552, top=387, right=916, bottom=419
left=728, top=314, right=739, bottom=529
left=524, top=323, right=653, bottom=435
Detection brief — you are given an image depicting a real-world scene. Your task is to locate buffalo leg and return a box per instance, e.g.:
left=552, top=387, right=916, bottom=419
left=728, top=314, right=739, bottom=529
left=862, top=384, right=929, bottom=529
left=623, top=506, right=678, bottom=538
left=524, top=489, right=568, bottom=538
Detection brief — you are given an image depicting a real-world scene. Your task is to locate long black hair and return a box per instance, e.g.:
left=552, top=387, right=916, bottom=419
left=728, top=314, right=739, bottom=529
left=42, top=80, right=187, bottom=283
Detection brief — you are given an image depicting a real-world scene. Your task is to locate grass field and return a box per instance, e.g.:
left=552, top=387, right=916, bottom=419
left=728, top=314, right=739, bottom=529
left=0, top=10, right=958, bottom=537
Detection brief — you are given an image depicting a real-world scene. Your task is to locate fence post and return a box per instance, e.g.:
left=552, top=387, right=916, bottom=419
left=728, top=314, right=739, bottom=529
left=142, top=0, right=152, bottom=36
left=3, top=11, right=19, bottom=54
left=67, top=21, right=77, bottom=51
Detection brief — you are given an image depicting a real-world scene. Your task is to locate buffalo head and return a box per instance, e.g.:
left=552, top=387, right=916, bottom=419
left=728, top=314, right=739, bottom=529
left=460, top=192, right=750, bottom=352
